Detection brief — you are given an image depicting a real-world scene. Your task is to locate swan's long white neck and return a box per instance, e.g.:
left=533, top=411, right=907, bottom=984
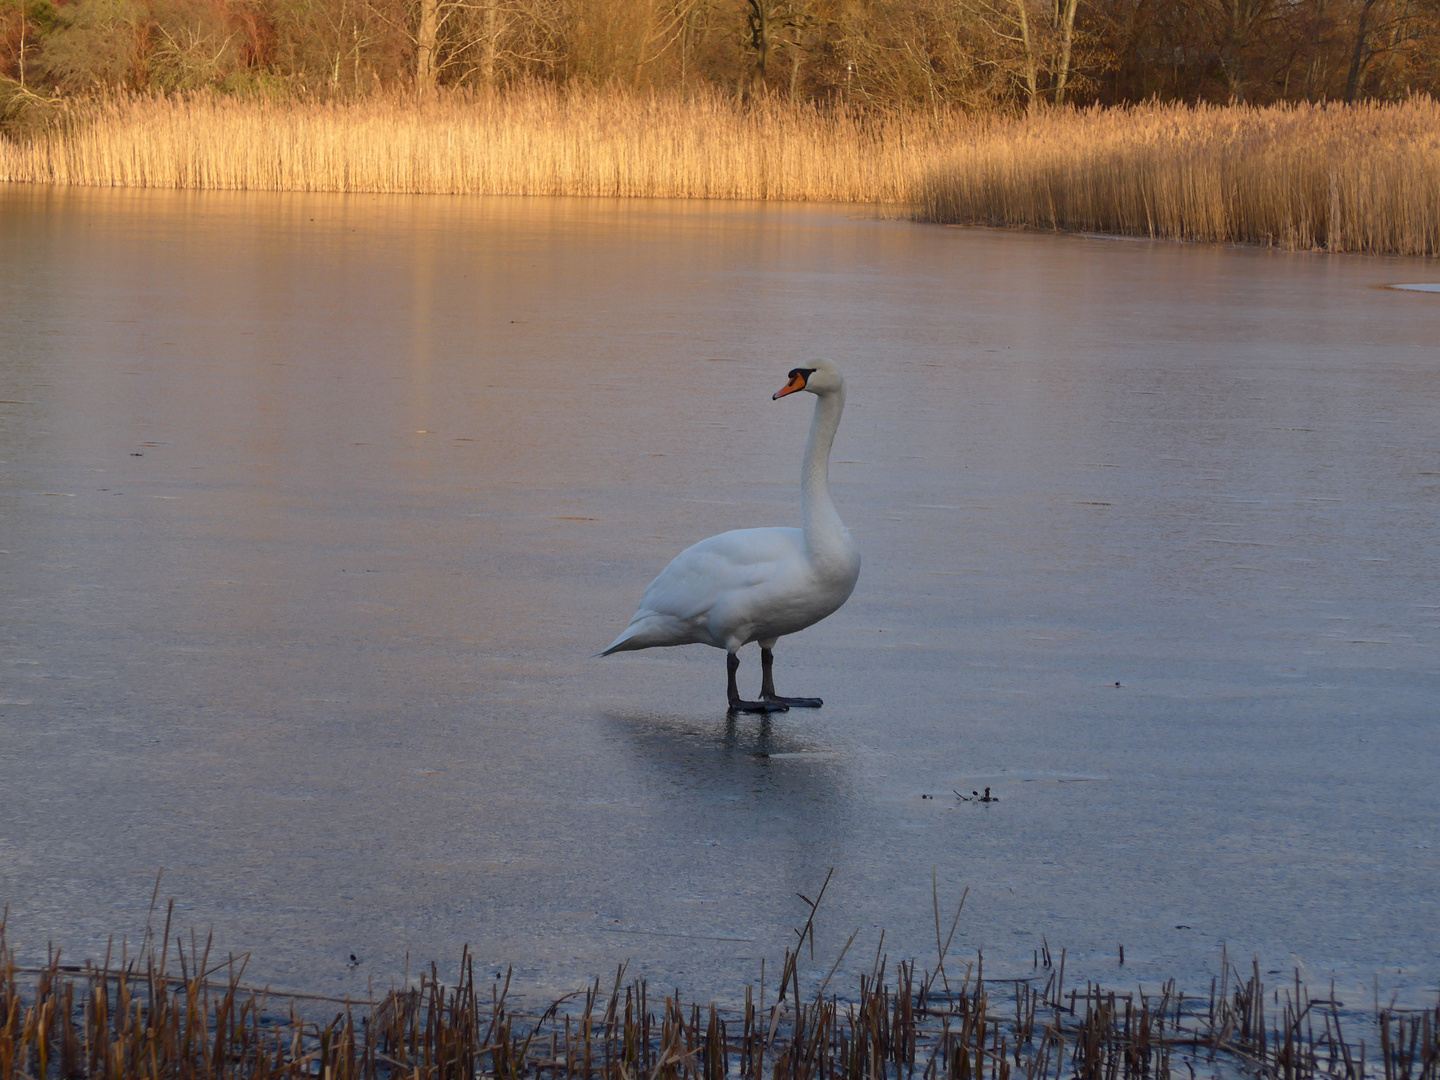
left=800, top=386, right=850, bottom=563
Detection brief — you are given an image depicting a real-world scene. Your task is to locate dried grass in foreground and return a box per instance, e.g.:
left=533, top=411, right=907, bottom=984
left=3, top=915, right=1437, bottom=1080
left=0, top=89, right=971, bottom=204
left=916, top=99, right=1440, bottom=255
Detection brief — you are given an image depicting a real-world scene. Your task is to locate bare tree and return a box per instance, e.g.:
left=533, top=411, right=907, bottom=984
left=415, top=0, right=437, bottom=86
left=1052, top=0, right=1078, bottom=101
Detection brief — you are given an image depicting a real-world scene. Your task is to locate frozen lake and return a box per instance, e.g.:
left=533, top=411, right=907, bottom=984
left=1, top=185, right=1438, bottom=1008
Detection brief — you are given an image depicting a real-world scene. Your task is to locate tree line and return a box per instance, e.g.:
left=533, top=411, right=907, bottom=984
left=4, top=0, right=1439, bottom=109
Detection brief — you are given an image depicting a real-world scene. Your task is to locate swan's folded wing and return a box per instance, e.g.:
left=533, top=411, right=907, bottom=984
left=635, top=527, right=803, bottom=622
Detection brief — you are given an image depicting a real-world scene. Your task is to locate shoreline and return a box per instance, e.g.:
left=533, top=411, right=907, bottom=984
left=3, top=92, right=1438, bottom=256
left=4, top=922, right=1436, bottom=1080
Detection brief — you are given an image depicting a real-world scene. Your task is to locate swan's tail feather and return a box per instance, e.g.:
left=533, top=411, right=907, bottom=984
left=598, top=612, right=697, bottom=656
left=598, top=621, right=650, bottom=657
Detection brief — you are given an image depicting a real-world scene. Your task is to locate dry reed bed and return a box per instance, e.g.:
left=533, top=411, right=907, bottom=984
left=917, top=100, right=1440, bottom=255
left=3, top=918, right=1438, bottom=1080
left=0, top=90, right=967, bottom=203
left=2, top=93, right=1439, bottom=253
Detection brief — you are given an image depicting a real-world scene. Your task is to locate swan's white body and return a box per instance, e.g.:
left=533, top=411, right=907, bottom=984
left=603, top=360, right=860, bottom=662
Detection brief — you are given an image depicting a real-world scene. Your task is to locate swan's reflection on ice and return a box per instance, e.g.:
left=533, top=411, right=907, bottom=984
left=575, top=709, right=866, bottom=995
left=602, top=707, right=843, bottom=761
left=598, top=708, right=859, bottom=856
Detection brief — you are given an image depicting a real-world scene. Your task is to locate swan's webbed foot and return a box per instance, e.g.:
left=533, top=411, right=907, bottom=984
left=729, top=697, right=789, bottom=714
left=728, top=652, right=789, bottom=713
left=759, top=647, right=823, bottom=709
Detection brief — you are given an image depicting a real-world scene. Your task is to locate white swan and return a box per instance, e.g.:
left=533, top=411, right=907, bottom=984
left=602, top=360, right=860, bottom=713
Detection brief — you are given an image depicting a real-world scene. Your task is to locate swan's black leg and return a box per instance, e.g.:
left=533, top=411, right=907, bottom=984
left=760, top=647, right=823, bottom=708
left=728, top=652, right=787, bottom=713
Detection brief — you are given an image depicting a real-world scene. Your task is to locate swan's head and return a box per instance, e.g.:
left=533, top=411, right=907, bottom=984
left=773, top=358, right=844, bottom=400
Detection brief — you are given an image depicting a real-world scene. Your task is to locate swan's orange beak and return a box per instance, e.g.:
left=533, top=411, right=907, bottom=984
left=773, top=371, right=807, bottom=400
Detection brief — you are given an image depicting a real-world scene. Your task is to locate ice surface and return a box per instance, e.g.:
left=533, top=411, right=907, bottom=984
left=1, top=186, right=1437, bottom=1009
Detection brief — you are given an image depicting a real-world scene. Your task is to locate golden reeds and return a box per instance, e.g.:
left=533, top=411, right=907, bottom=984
left=2, top=90, right=1438, bottom=254
left=916, top=99, right=1440, bottom=255
left=0, top=88, right=971, bottom=203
